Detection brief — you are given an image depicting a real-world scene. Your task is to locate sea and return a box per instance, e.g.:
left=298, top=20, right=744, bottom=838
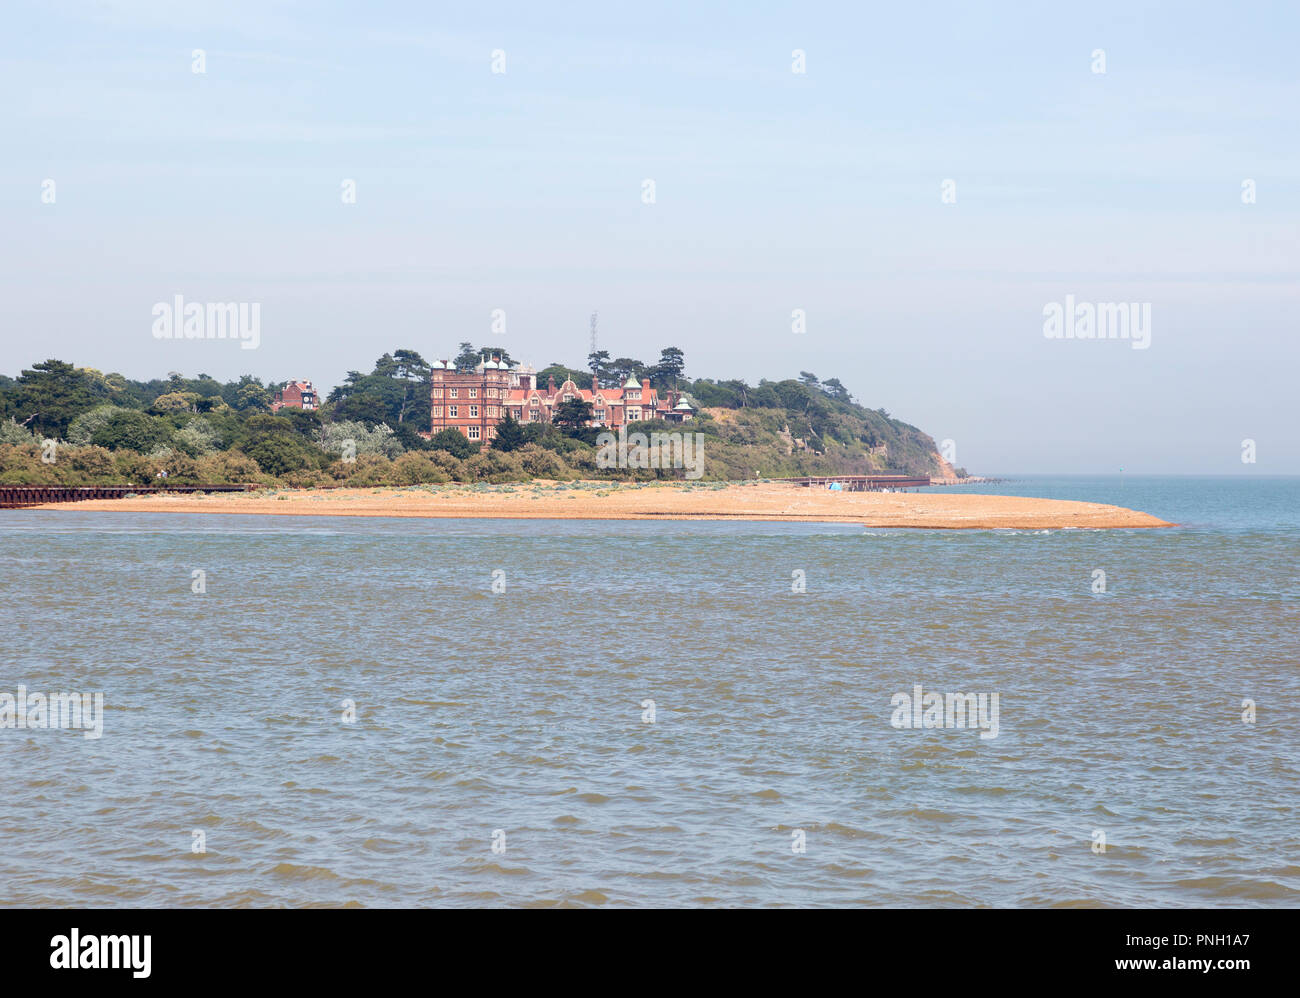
left=1, top=475, right=1296, bottom=907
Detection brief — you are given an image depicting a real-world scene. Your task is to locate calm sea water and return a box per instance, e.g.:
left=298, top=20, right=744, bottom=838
left=1, top=476, right=1296, bottom=907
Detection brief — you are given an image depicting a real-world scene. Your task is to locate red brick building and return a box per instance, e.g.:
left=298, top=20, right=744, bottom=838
left=429, top=354, right=693, bottom=442
left=272, top=379, right=317, bottom=412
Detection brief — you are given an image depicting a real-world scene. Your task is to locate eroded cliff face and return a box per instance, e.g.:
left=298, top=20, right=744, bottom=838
left=931, top=451, right=960, bottom=481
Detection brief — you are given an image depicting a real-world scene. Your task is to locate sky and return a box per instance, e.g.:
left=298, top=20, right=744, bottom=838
left=2, top=0, right=1297, bottom=474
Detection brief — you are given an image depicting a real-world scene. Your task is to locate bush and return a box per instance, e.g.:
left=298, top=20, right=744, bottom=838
left=518, top=445, right=568, bottom=480
left=391, top=452, right=451, bottom=485
left=0, top=443, right=58, bottom=484
left=57, top=445, right=119, bottom=484
left=431, top=451, right=466, bottom=481
left=341, top=454, right=394, bottom=487
left=282, top=468, right=332, bottom=488
left=195, top=451, right=263, bottom=484
left=463, top=450, right=527, bottom=483
left=149, top=452, right=200, bottom=485
left=538, top=432, right=592, bottom=457
left=113, top=451, right=157, bottom=485
left=0, top=419, right=35, bottom=446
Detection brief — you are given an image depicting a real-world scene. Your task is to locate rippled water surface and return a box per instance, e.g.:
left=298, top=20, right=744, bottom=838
left=1, top=476, right=1297, bottom=907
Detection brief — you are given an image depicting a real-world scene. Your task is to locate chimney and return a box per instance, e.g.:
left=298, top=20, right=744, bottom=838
left=592, top=373, right=599, bottom=393
left=548, top=374, right=556, bottom=393
left=641, top=377, right=651, bottom=396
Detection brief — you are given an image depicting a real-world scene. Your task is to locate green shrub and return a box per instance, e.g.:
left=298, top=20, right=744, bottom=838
left=391, top=452, right=452, bottom=485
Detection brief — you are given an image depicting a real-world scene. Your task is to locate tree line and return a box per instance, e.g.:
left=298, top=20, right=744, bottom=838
left=0, top=349, right=952, bottom=486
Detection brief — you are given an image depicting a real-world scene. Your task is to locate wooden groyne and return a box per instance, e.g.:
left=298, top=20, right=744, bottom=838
left=0, top=484, right=255, bottom=509
left=780, top=475, right=933, bottom=492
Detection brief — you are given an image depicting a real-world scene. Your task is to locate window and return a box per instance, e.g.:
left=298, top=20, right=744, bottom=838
left=563, top=393, right=573, bottom=401
left=487, top=406, right=497, bottom=417
left=487, top=426, right=496, bottom=437
left=449, top=388, right=458, bottom=399
left=469, top=405, right=479, bottom=418
left=449, top=405, right=458, bottom=418
left=469, top=388, right=478, bottom=399
left=595, top=409, right=605, bottom=419
left=468, top=426, right=480, bottom=440
left=629, top=409, right=641, bottom=421
left=432, top=388, right=443, bottom=398
left=433, top=406, right=443, bottom=417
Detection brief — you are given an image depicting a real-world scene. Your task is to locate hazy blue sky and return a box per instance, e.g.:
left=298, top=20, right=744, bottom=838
left=3, top=1, right=1296, bottom=473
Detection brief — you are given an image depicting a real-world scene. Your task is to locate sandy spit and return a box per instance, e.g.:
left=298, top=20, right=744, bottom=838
left=31, top=482, right=1174, bottom=529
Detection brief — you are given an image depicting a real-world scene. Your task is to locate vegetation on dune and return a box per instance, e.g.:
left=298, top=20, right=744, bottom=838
left=0, top=348, right=951, bottom=488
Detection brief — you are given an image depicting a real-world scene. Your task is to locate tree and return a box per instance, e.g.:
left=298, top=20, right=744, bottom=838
left=242, top=435, right=313, bottom=476
left=656, top=347, right=685, bottom=387
left=720, top=379, right=751, bottom=407
left=553, top=397, right=594, bottom=431
left=331, top=385, right=391, bottom=426
left=537, top=363, right=590, bottom=388
left=451, top=344, right=516, bottom=371
left=150, top=391, right=200, bottom=413
left=237, top=414, right=319, bottom=476
left=320, top=419, right=402, bottom=458
left=390, top=348, right=433, bottom=424
left=14, top=359, right=118, bottom=438
left=230, top=376, right=272, bottom=412
left=391, top=422, right=431, bottom=452
left=587, top=350, right=611, bottom=383
left=277, top=408, right=323, bottom=439
left=492, top=413, right=526, bottom=451
left=90, top=411, right=172, bottom=452
left=326, top=355, right=432, bottom=432
left=453, top=342, right=478, bottom=371
left=429, top=427, right=477, bottom=459
left=610, top=357, right=645, bottom=384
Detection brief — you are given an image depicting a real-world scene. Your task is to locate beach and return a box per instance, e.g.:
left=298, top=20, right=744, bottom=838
left=32, top=481, right=1173, bottom=529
